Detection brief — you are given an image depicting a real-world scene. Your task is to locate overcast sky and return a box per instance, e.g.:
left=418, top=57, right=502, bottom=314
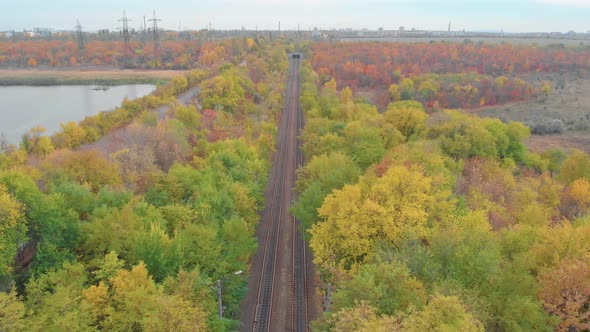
left=2, top=0, right=589, bottom=33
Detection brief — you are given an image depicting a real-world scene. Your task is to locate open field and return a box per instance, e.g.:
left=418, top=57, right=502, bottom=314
left=0, top=68, right=188, bottom=85
left=467, top=72, right=590, bottom=153
left=340, top=36, right=590, bottom=46
left=526, top=131, right=590, bottom=154
left=475, top=73, right=590, bottom=130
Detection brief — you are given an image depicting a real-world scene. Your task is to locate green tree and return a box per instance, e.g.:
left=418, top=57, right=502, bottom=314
left=130, top=226, right=183, bottom=283
left=1, top=171, right=79, bottom=274
left=332, top=262, right=427, bottom=315
left=430, top=211, right=501, bottom=289
left=24, top=262, right=93, bottom=331
left=541, top=149, right=567, bottom=176
left=428, top=111, right=521, bottom=160
left=0, top=184, right=26, bottom=277
left=343, top=121, right=386, bottom=169
left=293, top=152, right=360, bottom=230
left=177, top=223, right=221, bottom=274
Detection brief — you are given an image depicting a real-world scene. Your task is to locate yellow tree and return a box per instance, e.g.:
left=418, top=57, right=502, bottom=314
left=324, top=78, right=337, bottom=93
left=340, top=86, right=353, bottom=103
left=567, top=178, right=590, bottom=216
left=21, top=126, right=54, bottom=157
left=246, top=38, right=256, bottom=50
left=330, top=301, right=398, bottom=332
left=0, top=287, right=25, bottom=331
left=310, top=165, right=433, bottom=271
left=559, top=150, right=590, bottom=184
left=43, top=149, right=122, bottom=192
left=388, top=84, right=400, bottom=102
left=54, top=121, right=88, bottom=148
left=541, top=81, right=552, bottom=95
left=82, top=262, right=209, bottom=331
left=142, top=295, right=208, bottom=332
left=383, top=101, right=428, bottom=141
left=400, top=295, right=484, bottom=332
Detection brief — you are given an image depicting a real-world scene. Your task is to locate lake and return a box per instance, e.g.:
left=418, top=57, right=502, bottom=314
left=0, top=84, right=156, bottom=144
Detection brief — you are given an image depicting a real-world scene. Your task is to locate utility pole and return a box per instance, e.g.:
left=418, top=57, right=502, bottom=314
left=326, top=283, right=332, bottom=312
left=74, top=20, right=84, bottom=52
left=118, top=11, right=132, bottom=68
left=213, top=270, right=242, bottom=319
left=148, top=10, right=162, bottom=67
left=217, top=279, right=223, bottom=318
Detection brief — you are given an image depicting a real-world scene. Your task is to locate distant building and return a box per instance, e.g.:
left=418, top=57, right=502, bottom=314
left=312, top=27, right=321, bottom=39
left=33, top=27, right=52, bottom=37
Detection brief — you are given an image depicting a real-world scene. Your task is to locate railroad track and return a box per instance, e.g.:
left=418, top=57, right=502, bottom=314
left=292, top=55, right=311, bottom=332
left=246, top=54, right=310, bottom=332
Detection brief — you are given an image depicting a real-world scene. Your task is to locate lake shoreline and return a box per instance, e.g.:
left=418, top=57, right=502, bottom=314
left=0, top=68, right=187, bottom=86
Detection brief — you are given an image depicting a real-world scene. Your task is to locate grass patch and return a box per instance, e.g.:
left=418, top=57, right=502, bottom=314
left=0, top=69, right=188, bottom=86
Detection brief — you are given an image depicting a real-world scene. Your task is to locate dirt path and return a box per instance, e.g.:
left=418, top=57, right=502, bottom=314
left=83, top=86, right=199, bottom=154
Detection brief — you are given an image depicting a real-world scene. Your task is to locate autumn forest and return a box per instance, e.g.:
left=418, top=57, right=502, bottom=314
left=1, top=34, right=590, bottom=332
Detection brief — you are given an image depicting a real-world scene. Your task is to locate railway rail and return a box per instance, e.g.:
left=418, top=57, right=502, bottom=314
left=241, top=54, right=313, bottom=332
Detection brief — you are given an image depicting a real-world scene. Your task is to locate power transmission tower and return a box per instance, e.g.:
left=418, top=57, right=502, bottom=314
left=143, top=16, right=148, bottom=43
left=148, top=10, right=162, bottom=67
left=139, top=15, right=147, bottom=44
left=118, top=11, right=132, bottom=68
left=74, top=20, right=84, bottom=52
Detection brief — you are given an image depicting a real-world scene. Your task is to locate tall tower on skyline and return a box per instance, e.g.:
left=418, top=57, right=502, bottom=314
left=148, top=10, right=162, bottom=67
left=74, top=19, right=84, bottom=52
left=118, top=11, right=132, bottom=68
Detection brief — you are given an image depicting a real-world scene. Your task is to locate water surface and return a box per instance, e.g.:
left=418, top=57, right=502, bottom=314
left=0, top=84, right=155, bottom=144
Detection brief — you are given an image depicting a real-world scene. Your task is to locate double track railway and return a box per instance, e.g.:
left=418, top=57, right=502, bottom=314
left=241, top=54, right=313, bottom=332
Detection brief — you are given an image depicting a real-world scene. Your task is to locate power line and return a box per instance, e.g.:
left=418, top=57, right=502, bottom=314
left=118, top=10, right=132, bottom=68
